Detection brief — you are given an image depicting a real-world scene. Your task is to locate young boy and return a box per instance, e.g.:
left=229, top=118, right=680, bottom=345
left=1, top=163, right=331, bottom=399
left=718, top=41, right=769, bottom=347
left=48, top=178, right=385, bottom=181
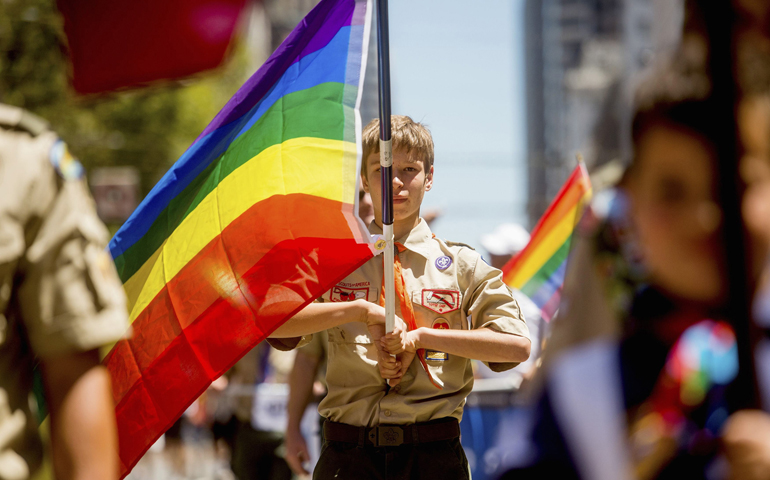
left=270, top=115, right=531, bottom=480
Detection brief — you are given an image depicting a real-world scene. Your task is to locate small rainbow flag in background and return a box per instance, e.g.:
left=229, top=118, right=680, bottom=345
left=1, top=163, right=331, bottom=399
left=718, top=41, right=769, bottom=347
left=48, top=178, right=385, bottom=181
left=104, top=0, right=375, bottom=475
left=502, top=163, right=592, bottom=322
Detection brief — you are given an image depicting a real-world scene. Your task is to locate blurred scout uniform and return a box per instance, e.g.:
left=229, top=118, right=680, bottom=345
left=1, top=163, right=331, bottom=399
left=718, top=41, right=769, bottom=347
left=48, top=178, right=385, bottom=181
left=0, top=104, right=128, bottom=479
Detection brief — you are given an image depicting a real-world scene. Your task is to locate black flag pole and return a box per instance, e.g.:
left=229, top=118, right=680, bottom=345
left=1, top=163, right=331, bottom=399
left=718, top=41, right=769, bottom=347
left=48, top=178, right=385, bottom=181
left=701, top=1, right=760, bottom=410
left=377, top=0, right=395, bottom=333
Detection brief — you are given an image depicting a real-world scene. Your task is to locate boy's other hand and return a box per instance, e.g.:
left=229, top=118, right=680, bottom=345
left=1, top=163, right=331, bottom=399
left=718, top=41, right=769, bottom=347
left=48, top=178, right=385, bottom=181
left=376, top=348, right=417, bottom=387
left=359, top=302, right=418, bottom=386
left=377, top=350, right=403, bottom=380
left=284, top=426, right=311, bottom=476
left=380, top=328, right=418, bottom=355
left=360, top=301, right=407, bottom=348
left=380, top=329, right=419, bottom=386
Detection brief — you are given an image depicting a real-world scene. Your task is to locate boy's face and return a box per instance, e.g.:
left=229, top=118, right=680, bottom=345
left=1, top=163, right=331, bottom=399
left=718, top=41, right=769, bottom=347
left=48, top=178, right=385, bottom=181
left=629, top=124, right=726, bottom=305
left=361, top=148, right=433, bottom=228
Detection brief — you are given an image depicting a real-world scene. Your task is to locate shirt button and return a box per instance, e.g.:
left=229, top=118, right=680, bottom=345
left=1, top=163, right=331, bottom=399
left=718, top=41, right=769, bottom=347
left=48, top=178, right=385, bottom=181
left=384, top=410, right=391, bottom=417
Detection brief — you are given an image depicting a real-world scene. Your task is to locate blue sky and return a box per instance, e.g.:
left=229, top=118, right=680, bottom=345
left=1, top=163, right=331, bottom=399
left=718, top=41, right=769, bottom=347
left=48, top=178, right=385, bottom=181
left=388, top=0, right=528, bottom=251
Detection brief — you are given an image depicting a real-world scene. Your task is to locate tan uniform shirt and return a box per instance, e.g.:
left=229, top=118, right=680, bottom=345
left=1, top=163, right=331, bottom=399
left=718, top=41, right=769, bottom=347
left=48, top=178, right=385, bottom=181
left=315, top=219, right=529, bottom=427
left=0, top=104, right=129, bottom=479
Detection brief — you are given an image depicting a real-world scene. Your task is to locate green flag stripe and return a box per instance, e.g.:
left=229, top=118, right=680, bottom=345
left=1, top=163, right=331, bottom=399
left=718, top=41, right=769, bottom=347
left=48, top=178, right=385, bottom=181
left=520, top=239, right=572, bottom=298
left=115, top=81, right=353, bottom=283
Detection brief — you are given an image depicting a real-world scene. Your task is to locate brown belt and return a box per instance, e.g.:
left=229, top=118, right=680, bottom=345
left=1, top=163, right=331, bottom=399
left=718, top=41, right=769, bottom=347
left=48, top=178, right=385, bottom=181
left=323, top=418, right=460, bottom=447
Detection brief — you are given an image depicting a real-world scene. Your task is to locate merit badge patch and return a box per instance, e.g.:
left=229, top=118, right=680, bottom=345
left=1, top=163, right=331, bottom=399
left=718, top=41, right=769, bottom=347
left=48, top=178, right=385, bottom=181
left=422, top=290, right=460, bottom=314
left=435, top=255, right=452, bottom=270
left=49, top=139, right=84, bottom=181
left=331, top=285, right=370, bottom=302
left=425, top=350, right=448, bottom=361
left=432, top=317, right=450, bottom=329
left=426, top=320, right=450, bottom=360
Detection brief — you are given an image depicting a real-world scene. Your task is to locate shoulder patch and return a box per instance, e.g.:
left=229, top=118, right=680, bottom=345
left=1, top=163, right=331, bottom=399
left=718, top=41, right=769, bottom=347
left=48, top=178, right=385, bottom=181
left=444, top=240, right=475, bottom=250
left=49, top=139, right=84, bottom=181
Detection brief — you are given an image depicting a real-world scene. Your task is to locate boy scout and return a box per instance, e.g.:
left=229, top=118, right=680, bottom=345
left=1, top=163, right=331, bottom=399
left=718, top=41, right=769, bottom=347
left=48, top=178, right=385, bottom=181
left=271, top=115, right=531, bottom=480
left=0, top=104, right=129, bottom=480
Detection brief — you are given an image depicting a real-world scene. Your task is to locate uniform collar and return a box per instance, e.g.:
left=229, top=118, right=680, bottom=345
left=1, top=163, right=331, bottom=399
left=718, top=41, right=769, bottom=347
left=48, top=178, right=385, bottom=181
left=368, top=218, right=434, bottom=260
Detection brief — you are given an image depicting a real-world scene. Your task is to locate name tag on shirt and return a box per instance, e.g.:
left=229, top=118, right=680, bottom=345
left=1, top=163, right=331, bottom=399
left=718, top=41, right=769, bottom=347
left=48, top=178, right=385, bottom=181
left=425, top=350, right=448, bottom=361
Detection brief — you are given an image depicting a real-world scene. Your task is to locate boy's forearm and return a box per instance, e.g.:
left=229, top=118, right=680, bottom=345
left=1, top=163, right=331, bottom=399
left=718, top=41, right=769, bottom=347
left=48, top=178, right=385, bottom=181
left=413, top=326, right=530, bottom=363
left=271, top=299, right=370, bottom=338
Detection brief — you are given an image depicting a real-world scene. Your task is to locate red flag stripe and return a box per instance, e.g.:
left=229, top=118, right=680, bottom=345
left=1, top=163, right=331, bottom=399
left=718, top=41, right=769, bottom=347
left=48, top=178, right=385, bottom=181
left=106, top=193, right=369, bottom=403
left=105, top=194, right=373, bottom=474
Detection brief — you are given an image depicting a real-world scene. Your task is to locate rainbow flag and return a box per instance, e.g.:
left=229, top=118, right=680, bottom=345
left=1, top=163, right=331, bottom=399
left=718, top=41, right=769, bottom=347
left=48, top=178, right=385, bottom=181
left=502, top=163, right=591, bottom=321
left=104, top=0, right=375, bottom=474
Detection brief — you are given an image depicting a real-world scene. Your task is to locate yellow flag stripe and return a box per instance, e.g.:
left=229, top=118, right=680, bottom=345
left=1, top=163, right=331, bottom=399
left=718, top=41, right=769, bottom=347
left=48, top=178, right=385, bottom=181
left=124, top=136, right=357, bottom=321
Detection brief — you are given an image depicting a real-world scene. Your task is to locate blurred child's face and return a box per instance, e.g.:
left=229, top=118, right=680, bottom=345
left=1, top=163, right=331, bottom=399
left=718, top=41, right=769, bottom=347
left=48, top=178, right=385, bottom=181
left=629, top=124, right=726, bottom=304
left=361, top=148, right=433, bottom=228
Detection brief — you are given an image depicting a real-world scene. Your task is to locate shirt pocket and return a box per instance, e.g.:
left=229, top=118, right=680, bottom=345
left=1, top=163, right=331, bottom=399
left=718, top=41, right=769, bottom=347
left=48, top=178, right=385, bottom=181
left=412, top=288, right=464, bottom=330
left=324, top=283, right=379, bottom=345
left=327, top=321, right=378, bottom=367
left=328, top=320, right=374, bottom=345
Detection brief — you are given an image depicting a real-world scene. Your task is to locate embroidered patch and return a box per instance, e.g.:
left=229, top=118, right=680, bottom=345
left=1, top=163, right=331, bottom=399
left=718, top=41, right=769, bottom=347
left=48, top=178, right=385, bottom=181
left=432, top=317, right=451, bottom=330
left=425, top=350, right=448, bottom=361
left=422, top=290, right=460, bottom=314
left=331, top=285, right=370, bottom=302
left=435, top=255, right=452, bottom=270
left=49, top=139, right=84, bottom=181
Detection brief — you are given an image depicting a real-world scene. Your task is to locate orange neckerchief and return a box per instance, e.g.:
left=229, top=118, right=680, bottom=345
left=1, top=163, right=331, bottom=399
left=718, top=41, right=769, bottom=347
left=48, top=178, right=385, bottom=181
left=380, top=242, right=443, bottom=389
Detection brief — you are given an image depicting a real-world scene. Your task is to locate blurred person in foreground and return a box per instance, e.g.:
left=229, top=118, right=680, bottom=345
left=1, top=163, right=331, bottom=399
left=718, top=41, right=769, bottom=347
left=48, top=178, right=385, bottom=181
left=479, top=223, right=543, bottom=387
left=0, top=104, right=129, bottom=480
left=498, top=40, right=770, bottom=480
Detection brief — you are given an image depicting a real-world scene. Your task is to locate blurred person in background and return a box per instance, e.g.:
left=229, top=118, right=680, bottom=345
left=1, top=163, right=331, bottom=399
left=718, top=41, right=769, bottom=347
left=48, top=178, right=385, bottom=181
left=480, top=223, right=531, bottom=271
left=284, top=331, right=328, bottom=478
left=0, top=104, right=129, bottom=480
left=479, top=223, right=542, bottom=387
left=210, top=342, right=295, bottom=480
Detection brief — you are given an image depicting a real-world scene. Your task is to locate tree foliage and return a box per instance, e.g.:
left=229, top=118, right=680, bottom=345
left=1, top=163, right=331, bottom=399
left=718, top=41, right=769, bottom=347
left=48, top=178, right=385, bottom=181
left=0, top=0, right=257, bottom=198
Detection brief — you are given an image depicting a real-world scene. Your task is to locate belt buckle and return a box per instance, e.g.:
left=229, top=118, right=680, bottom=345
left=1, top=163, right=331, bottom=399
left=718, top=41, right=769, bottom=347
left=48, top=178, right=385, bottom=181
left=376, top=426, right=404, bottom=446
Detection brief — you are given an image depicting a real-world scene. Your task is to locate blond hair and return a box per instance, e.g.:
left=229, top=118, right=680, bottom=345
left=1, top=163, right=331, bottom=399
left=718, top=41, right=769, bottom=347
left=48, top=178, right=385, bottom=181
left=361, top=115, right=434, bottom=176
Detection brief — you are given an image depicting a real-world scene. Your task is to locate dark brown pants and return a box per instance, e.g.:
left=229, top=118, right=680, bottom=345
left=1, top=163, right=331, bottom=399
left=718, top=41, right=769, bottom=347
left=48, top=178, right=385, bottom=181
left=313, top=420, right=470, bottom=480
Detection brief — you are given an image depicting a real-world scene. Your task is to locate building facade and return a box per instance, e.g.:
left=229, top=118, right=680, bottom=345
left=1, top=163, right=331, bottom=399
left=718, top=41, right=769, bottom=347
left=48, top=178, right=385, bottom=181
left=524, top=0, right=684, bottom=224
